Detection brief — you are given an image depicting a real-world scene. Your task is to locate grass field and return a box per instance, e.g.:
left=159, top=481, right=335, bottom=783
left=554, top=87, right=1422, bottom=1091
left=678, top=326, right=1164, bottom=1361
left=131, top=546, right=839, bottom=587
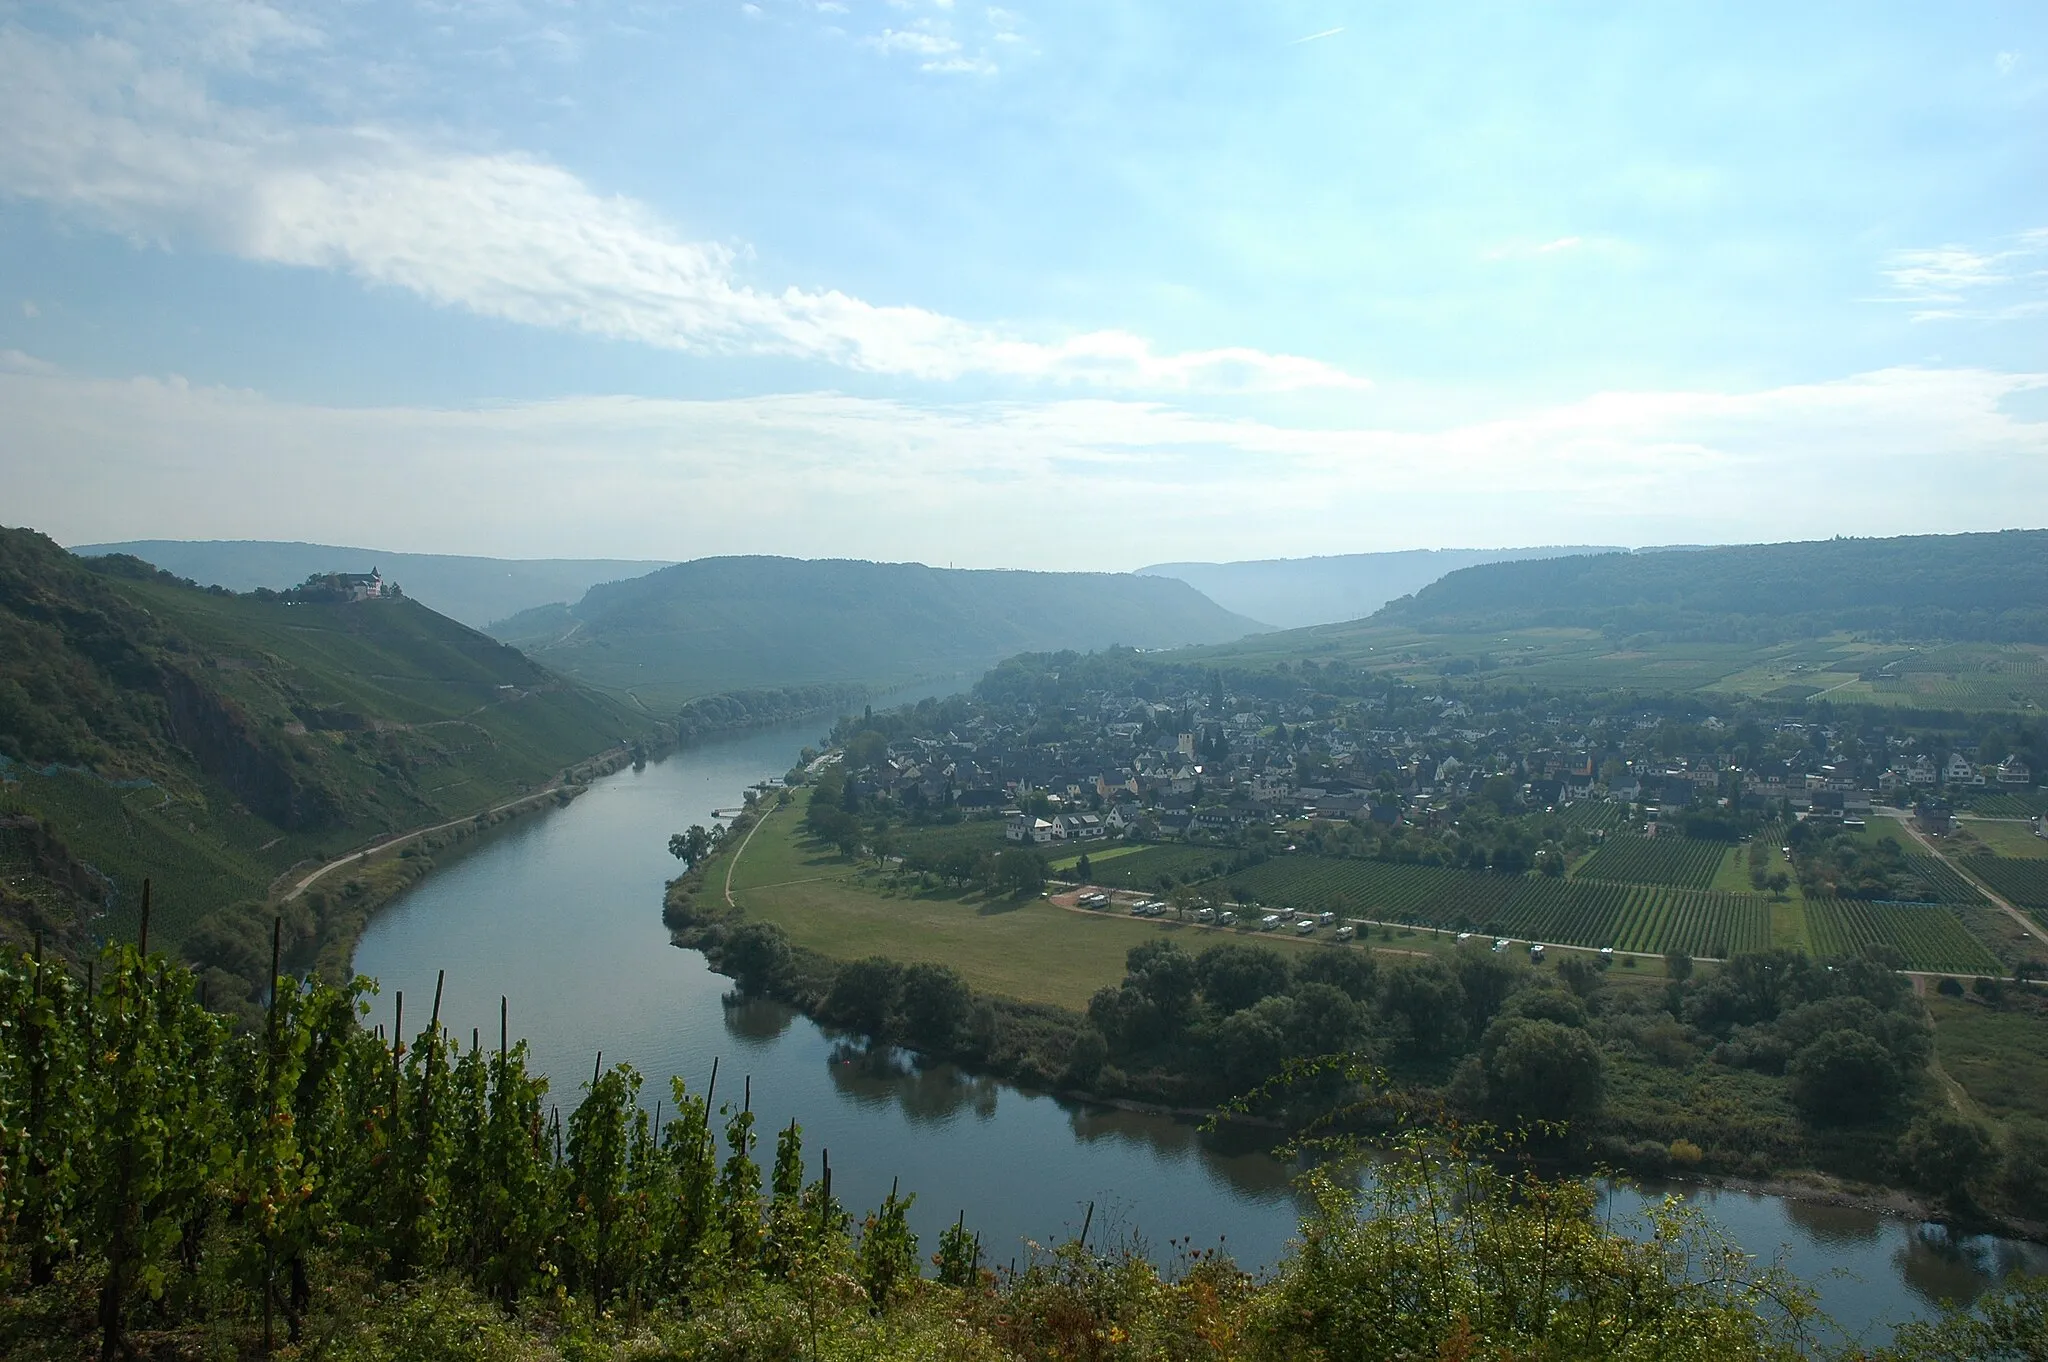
left=1071, top=845, right=1243, bottom=891
left=729, top=809, right=1341, bottom=1009
left=1049, top=843, right=1148, bottom=872
left=891, top=820, right=1010, bottom=866
left=1804, top=900, right=2002, bottom=974
left=1955, top=819, right=2048, bottom=859
left=1928, top=995, right=2048, bottom=1124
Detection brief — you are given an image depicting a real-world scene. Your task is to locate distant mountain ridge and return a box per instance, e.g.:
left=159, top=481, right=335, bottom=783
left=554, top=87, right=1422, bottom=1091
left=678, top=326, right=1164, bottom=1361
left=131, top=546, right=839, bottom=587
left=1138, top=546, right=1621, bottom=629
left=1378, top=530, right=2048, bottom=642
left=490, top=555, right=1267, bottom=703
left=70, top=539, right=673, bottom=630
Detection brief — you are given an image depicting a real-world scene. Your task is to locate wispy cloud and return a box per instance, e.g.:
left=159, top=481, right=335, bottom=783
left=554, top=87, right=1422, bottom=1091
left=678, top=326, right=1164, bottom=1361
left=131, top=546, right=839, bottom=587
left=1480, top=235, right=1620, bottom=262
left=1877, top=230, right=2048, bottom=322
left=7, top=363, right=2040, bottom=564
left=0, top=17, right=1360, bottom=393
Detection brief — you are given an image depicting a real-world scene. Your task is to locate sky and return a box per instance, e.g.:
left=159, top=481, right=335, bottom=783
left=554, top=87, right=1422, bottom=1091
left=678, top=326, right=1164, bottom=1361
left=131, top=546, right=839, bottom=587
left=2, top=0, right=2044, bottom=569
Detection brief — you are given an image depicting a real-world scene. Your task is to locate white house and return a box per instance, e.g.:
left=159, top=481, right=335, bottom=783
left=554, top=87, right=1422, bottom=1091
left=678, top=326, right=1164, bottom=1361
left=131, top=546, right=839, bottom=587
left=1005, top=813, right=1065, bottom=844
left=1997, top=758, right=2033, bottom=787
left=1943, top=754, right=1978, bottom=786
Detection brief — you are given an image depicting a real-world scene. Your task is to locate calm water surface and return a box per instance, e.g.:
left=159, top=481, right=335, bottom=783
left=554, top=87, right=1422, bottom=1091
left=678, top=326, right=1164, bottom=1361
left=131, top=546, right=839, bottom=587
left=355, top=702, right=2044, bottom=1349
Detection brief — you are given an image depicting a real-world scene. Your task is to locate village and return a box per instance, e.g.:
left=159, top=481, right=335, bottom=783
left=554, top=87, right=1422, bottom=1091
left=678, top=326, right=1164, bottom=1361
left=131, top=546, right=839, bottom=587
left=836, top=660, right=2044, bottom=856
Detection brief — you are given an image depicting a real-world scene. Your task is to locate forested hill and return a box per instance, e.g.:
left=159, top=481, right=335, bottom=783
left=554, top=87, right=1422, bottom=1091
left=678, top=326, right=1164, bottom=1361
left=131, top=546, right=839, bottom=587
left=1139, top=545, right=1618, bottom=630
left=71, top=538, right=671, bottom=629
left=1377, top=530, right=2048, bottom=642
left=0, top=526, right=647, bottom=984
left=489, top=555, right=1266, bottom=703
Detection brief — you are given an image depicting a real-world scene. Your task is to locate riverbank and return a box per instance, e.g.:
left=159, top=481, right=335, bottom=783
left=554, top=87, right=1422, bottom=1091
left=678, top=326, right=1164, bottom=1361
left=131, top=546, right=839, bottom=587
left=291, top=740, right=647, bottom=980
left=679, top=795, right=2048, bottom=1248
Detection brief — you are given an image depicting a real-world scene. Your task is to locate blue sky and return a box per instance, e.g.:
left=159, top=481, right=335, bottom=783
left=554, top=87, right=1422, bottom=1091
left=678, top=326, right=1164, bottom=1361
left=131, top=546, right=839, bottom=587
left=2, top=0, right=2043, bottom=566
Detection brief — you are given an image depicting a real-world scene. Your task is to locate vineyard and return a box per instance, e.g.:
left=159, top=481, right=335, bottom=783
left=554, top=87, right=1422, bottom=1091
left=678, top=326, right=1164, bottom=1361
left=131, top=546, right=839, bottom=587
left=1222, top=857, right=1517, bottom=929
left=1805, top=899, right=2002, bottom=975
left=1967, top=856, right=2048, bottom=912
left=1900, top=853, right=1987, bottom=904
left=1547, top=802, right=1632, bottom=832
left=1963, top=791, right=2048, bottom=817
left=1573, top=835, right=1726, bottom=890
left=1219, top=856, right=1773, bottom=957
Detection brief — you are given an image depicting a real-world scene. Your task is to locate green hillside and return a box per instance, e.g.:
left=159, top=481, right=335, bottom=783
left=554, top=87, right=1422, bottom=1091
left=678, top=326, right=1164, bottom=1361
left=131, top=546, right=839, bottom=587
left=1138, top=544, right=1618, bottom=630
left=72, top=538, right=670, bottom=629
left=1171, top=530, right=2048, bottom=709
left=0, top=526, right=648, bottom=977
left=1378, top=530, right=2048, bottom=643
left=491, top=555, right=1266, bottom=704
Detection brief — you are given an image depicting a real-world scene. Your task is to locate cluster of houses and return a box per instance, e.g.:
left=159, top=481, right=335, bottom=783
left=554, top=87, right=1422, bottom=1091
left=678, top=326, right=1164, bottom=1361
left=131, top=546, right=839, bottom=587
left=841, top=678, right=2039, bottom=849
left=1878, top=753, right=2032, bottom=793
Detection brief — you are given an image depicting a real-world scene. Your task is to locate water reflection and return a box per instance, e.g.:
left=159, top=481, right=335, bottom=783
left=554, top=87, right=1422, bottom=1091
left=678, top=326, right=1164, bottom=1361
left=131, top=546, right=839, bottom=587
left=719, top=994, right=795, bottom=1045
left=1781, top=1196, right=1886, bottom=1247
left=1896, top=1224, right=2048, bottom=1308
left=819, top=1042, right=1004, bottom=1125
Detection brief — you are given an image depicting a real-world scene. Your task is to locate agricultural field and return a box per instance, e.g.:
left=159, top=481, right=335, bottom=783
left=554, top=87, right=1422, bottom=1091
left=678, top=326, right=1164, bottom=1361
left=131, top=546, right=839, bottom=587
left=1219, top=855, right=1772, bottom=957
left=1548, top=802, right=1631, bottom=832
left=1605, top=888, right=1773, bottom=958
left=1963, top=791, right=2048, bottom=817
left=1573, top=835, right=1725, bottom=890
left=1222, top=857, right=1518, bottom=929
left=1900, top=853, right=1988, bottom=903
left=1967, top=857, right=2048, bottom=912
left=1804, top=900, right=2002, bottom=975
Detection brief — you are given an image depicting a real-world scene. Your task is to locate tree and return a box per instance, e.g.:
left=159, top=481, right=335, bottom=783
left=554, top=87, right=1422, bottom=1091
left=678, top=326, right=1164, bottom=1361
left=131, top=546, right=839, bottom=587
left=897, top=963, right=971, bottom=1051
left=1898, top=1111, right=1993, bottom=1209
left=1125, top=940, right=1199, bottom=1030
left=822, top=957, right=903, bottom=1038
left=1074, top=851, right=1092, bottom=883
left=1787, top=1029, right=1902, bottom=1125
left=722, top=923, right=792, bottom=994
left=1664, top=950, right=1694, bottom=983
left=1381, top=959, right=1466, bottom=1055
left=668, top=825, right=713, bottom=866
left=1478, top=1018, right=1605, bottom=1126
left=1197, top=943, right=1292, bottom=1016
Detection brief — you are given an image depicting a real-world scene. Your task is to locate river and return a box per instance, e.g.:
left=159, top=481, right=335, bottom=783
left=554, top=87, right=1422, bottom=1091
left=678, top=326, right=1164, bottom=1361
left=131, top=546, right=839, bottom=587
left=354, top=702, right=2045, bottom=1350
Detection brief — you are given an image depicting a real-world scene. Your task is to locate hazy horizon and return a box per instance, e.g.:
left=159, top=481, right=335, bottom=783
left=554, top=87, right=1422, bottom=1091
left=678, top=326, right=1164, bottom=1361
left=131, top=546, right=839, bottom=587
left=4, top=3, right=2044, bottom=569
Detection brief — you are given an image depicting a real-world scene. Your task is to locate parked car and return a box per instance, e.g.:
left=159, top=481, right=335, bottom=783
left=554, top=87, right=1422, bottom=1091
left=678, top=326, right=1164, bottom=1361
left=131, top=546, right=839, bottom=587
left=1456, top=932, right=1473, bottom=943
left=1295, top=918, right=1317, bottom=935
left=1600, top=946, right=1615, bottom=961
left=1217, top=911, right=1237, bottom=927
left=1194, top=907, right=1215, bottom=923
left=1317, top=911, right=1337, bottom=927
left=1528, top=943, right=1546, bottom=962
left=1259, top=914, right=1282, bottom=931
left=1492, top=938, right=1511, bottom=952
left=1334, top=924, right=1356, bottom=942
